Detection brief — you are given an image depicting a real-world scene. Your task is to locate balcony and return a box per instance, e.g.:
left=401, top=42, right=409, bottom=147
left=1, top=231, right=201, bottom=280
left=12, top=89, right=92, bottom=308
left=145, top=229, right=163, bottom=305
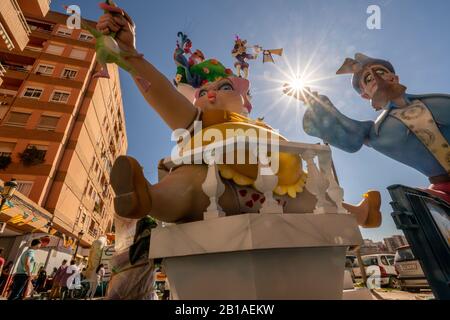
left=3, top=63, right=30, bottom=81
left=0, top=88, right=18, bottom=96
left=0, top=0, right=31, bottom=51
left=18, top=0, right=51, bottom=18
left=0, top=62, right=5, bottom=86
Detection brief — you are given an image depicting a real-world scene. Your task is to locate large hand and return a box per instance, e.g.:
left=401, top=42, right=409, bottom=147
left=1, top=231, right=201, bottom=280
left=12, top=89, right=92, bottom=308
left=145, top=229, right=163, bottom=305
left=283, top=85, right=340, bottom=138
left=96, top=6, right=136, bottom=53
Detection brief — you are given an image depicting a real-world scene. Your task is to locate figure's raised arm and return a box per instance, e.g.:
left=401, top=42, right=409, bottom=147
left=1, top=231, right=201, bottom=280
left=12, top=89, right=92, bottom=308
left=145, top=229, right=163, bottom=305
left=283, top=85, right=373, bottom=153
left=96, top=6, right=198, bottom=131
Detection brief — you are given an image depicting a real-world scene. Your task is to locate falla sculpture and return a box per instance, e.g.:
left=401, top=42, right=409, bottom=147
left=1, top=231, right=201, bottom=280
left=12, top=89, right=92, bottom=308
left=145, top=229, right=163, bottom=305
left=85, top=1, right=385, bottom=300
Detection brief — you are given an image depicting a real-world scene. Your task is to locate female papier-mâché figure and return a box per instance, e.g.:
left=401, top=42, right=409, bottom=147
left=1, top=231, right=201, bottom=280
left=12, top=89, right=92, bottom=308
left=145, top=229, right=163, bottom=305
left=93, top=3, right=381, bottom=228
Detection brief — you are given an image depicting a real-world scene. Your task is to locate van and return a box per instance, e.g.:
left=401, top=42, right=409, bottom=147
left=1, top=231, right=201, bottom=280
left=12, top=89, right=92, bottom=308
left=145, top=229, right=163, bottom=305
left=394, top=245, right=430, bottom=292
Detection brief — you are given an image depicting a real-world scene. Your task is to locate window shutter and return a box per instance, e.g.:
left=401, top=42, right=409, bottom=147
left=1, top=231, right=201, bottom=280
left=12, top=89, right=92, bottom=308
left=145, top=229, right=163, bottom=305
left=38, top=115, right=59, bottom=130
left=46, top=45, right=64, bottom=55
left=69, top=49, right=87, bottom=60
left=6, top=112, right=31, bottom=125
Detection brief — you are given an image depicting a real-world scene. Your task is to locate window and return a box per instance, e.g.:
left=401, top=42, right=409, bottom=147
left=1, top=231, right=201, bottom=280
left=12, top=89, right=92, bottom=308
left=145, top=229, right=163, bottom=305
left=23, top=88, right=43, bottom=99
left=62, top=68, right=78, bottom=79
left=37, top=115, right=60, bottom=131
left=362, top=257, right=379, bottom=266
left=56, top=27, right=72, bottom=37
left=51, top=91, right=70, bottom=103
left=380, top=256, right=389, bottom=266
left=35, top=64, right=54, bottom=76
left=69, top=49, right=87, bottom=60
left=79, top=33, right=93, bottom=42
left=46, top=44, right=64, bottom=55
left=4, top=112, right=31, bottom=128
left=16, top=181, right=33, bottom=197
left=386, top=256, right=395, bottom=266
left=0, top=141, right=15, bottom=157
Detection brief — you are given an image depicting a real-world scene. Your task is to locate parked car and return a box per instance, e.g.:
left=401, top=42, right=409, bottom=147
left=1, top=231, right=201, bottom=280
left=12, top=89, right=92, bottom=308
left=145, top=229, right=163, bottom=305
left=352, top=254, right=400, bottom=288
left=394, top=245, right=430, bottom=292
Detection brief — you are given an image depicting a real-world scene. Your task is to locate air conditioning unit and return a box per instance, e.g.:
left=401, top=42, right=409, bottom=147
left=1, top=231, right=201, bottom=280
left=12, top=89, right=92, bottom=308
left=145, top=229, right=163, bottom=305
left=0, top=222, right=6, bottom=234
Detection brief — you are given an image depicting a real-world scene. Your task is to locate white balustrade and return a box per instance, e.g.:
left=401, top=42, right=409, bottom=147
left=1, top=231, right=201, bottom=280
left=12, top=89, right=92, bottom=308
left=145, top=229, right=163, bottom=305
left=161, top=139, right=344, bottom=219
left=317, top=151, right=347, bottom=214
left=201, top=161, right=226, bottom=220
left=254, top=158, right=283, bottom=214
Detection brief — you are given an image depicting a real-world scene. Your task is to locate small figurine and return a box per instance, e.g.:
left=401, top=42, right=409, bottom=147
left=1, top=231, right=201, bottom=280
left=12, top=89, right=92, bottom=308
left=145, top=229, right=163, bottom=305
left=231, top=37, right=283, bottom=78
left=231, top=36, right=259, bottom=79
left=286, top=53, right=450, bottom=204
left=173, top=32, right=206, bottom=87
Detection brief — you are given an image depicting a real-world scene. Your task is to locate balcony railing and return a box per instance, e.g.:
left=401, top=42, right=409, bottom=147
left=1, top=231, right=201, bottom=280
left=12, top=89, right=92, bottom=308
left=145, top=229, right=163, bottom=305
left=0, top=62, right=6, bottom=77
left=11, top=0, right=32, bottom=35
left=25, top=45, right=43, bottom=52
left=0, top=22, right=15, bottom=50
left=0, top=88, right=18, bottom=96
left=161, top=138, right=347, bottom=219
left=88, top=229, right=98, bottom=238
left=3, top=63, right=32, bottom=73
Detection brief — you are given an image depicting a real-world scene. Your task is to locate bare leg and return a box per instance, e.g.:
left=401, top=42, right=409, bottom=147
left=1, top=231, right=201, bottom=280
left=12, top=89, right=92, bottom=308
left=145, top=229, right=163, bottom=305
left=236, top=65, right=242, bottom=78
left=343, top=200, right=368, bottom=225
left=342, top=191, right=382, bottom=228
left=111, top=156, right=240, bottom=223
left=243, top=67, right=249, bottom=79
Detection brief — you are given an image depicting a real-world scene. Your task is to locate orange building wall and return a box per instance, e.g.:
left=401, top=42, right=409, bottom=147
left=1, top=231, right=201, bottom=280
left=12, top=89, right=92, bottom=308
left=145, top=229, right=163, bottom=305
left=0, top=11, right=128, bottom=246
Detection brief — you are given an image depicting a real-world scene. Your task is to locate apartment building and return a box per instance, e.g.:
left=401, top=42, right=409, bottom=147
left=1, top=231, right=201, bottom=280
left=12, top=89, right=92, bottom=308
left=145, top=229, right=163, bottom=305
left=384, top=235, right=408, bottom=253
left=0, top=9, right=128, bottom=249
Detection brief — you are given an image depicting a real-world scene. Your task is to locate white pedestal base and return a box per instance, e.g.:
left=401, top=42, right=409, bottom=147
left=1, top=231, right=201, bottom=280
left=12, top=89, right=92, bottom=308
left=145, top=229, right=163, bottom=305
left=150, top=213, right=363, bottom=300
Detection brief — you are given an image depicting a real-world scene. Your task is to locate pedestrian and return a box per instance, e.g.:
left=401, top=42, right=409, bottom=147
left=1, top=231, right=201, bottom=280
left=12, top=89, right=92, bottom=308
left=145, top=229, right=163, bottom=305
left=0, top=261, right=13, bottom=294
left=50, top=267, right=58, bottom=279
left=49, top=260, right=67, bottom=300
left=60, top=260, right=78, bottom=300
left=7, top=239, right=41, bottom=300
left=33, top=266, right=47, bottom=294
left=0, top=248, right=5, bottom=274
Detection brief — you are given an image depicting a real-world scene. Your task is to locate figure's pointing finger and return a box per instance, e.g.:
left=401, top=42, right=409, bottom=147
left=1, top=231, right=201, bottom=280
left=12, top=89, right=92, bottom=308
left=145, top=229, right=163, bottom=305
left=99, top=2, right=125, bottom=15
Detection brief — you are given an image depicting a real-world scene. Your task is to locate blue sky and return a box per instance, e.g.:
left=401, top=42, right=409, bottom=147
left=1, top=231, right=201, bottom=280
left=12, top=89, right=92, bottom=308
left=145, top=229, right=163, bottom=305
left=52, top=0, right=450, bottom=241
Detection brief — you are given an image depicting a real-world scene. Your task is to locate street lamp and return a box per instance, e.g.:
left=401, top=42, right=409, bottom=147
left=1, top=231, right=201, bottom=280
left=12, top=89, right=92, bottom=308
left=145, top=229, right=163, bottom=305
left=73, top=230, right=85, bottom=259
left=0, top=178, right=18, bottom=212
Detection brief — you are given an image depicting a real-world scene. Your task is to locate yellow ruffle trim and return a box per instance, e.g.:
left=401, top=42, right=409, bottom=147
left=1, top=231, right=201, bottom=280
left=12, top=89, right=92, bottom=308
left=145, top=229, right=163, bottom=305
left=219, top=164, right=308, bottom=198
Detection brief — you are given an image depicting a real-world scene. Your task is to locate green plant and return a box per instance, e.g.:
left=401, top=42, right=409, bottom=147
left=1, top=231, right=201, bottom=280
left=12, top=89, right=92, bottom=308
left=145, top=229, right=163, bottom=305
left=19, top=146, right=46, bottom=166
left=0, top=154, right=12, bottom=170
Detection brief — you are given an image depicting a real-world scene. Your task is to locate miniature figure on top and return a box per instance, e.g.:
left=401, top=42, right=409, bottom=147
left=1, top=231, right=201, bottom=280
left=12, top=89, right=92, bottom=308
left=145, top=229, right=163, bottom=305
left=91, top=2, right=381, bottom=227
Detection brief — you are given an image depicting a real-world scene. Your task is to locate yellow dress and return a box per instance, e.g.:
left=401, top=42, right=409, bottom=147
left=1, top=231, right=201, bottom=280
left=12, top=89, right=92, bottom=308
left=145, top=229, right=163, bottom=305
left=181, top=109, right=307, bottom=198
